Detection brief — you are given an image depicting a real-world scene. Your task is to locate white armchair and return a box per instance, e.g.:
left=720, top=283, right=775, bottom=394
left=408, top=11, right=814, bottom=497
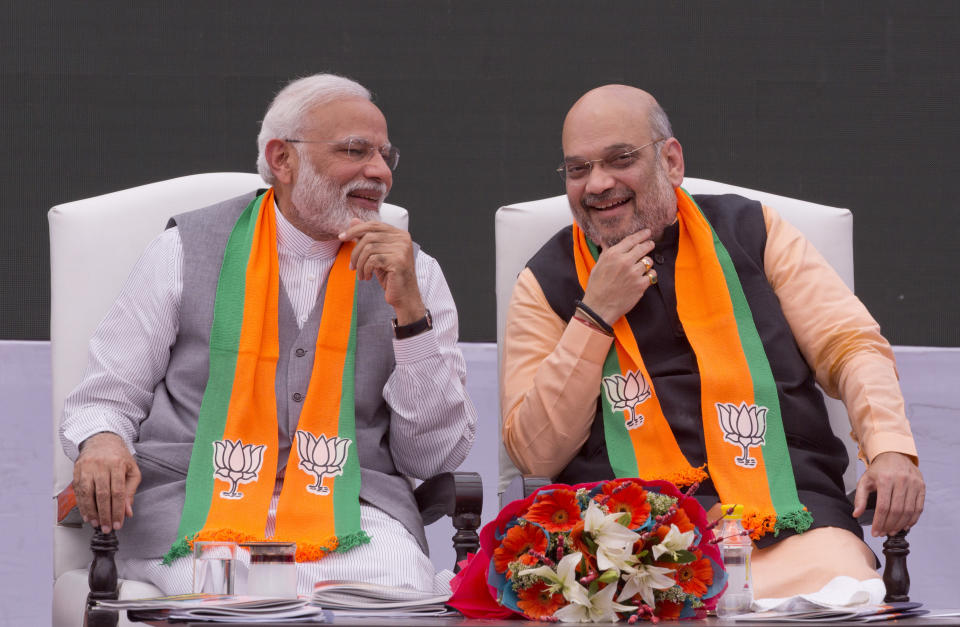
left=494, top=177, right=909, bottom=601
left=494, top=177, right=855, bottom=495
left=49, top=173, right=411, bottom=627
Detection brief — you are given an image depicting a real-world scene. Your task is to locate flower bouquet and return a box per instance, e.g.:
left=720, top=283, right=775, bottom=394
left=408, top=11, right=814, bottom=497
left=448, top=478, right=727, bottom=622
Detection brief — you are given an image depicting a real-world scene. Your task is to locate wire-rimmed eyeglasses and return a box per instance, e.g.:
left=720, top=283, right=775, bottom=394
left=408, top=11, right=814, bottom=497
left=556, top=138, right=665, bottom=181
left=284, top=136, right=400, bottom=171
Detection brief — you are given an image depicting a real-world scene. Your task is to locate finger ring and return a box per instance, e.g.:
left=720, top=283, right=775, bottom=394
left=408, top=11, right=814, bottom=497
left=640, top=256, right=653, bottom=271
left=648, top=269, right=658, bottom=285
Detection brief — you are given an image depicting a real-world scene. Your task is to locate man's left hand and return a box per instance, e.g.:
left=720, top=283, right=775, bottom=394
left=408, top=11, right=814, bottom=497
left=852, top=451, right=925, bottom=537
left=339, top=218, right=425, bottom=324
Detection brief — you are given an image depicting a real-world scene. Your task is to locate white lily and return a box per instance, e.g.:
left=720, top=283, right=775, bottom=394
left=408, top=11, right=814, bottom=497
left=650, top=523, right=696, bottom=560
left=582, top=500, right=641, bottom=571
left=617, top=562, right=676, bottom=607
left=518, top=552, right=590, bottom=606
left=554, top=581, right=637, bottom=623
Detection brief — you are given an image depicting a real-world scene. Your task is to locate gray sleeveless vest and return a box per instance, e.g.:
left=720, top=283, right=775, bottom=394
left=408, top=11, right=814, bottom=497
left=119, top=191, right=426, bottom=558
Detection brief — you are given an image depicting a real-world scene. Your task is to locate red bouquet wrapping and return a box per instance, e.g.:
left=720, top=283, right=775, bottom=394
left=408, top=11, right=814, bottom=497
left=448, top=478, right=727, bottom=622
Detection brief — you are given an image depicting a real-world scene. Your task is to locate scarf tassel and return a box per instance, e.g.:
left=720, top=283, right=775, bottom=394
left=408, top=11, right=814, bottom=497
left=742, top=507, right=813, bottom=540
left=660, top=465, right=709, bottom=488
left=296, top=530, right=371, bottom=562
left=162, top=528, right=371, bottom=565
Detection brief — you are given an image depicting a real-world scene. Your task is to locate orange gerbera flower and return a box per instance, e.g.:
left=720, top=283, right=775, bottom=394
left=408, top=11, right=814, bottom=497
left=568, top=520, right=590, bottom=553
left=668, top=551, right=714, bottom=596
left=656, top=600, right=683, bottom=620
left=493, top=523, right=548, bottom=573
left=524, top=489, right=581, bottom=532
left=663, top=506, right=695, bottom=533
left=517, top=580, right=566, bottom=619
left=599, top=481, right=651, bottom=528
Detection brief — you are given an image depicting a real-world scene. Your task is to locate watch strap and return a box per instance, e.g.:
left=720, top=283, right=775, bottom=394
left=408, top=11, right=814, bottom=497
left=392, top=309, right=433, bottom=339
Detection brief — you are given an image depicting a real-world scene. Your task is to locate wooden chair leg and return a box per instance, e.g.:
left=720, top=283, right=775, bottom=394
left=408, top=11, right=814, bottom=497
left=84, top=529, right=119, bottom=627
left=882, top=529, right=910, bottom=603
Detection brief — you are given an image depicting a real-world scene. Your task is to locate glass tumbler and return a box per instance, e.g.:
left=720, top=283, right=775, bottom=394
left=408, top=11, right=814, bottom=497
left=192, top=541, right=238, bottom=595
left=241, top=541, right=298, bottom=597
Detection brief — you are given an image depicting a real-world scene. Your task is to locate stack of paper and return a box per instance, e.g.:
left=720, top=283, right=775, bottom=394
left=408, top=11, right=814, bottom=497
left=311, top=580, right=453, bottom=616
left=95, top=593, right=328, bottom=623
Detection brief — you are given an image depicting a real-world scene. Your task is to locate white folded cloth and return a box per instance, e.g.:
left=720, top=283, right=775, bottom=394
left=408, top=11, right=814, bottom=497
left=752, top=576, right=886, bottom=613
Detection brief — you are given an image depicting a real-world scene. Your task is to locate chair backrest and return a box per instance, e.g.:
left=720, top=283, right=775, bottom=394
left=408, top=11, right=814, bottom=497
left=494, top=177, right=856, bottom=496
left=49, top=172, right=408, bottom=577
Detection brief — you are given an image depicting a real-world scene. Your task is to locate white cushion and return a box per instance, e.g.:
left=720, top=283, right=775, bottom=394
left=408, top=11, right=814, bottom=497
left=494, top=177, right=856, bottom=496
left=53, top=569, right=163, bottom=627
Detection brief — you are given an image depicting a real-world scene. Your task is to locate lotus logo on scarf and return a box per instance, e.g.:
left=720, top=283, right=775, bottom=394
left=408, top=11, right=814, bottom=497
left=602, top=371, right=652, bottom=430
left=295, top=430, right=351, bottom=495
left=212, top=439, right=266, bottom=499
left=716, top=402, right=767, bottom=468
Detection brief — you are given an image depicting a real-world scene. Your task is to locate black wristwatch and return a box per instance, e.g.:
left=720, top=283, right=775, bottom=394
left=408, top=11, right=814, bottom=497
left=392, top=309, right=433, bottom=339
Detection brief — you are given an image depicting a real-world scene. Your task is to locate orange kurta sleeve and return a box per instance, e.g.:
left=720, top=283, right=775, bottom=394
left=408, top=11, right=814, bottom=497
left=761, top=204, right=918, bottom=463
left=501, top=268, right=614, bottom=476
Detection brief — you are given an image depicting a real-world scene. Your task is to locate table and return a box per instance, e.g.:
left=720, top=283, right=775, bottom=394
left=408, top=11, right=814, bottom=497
left=141, top=615, right=951, bottom=627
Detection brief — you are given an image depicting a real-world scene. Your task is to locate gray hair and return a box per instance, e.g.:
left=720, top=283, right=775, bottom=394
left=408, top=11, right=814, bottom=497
left=256, top=73, right=372, bottom=183
left=648, top=101, right=673, bottom=151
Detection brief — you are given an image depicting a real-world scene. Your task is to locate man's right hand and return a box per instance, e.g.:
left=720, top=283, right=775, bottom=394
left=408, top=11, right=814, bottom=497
left=580, top=229, right=658, bottom=324
left=73, top=432, right=141, bottom=534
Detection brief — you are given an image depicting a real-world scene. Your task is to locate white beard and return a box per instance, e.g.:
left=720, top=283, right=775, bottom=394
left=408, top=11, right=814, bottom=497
left=288, top=158, right=385, bottom=239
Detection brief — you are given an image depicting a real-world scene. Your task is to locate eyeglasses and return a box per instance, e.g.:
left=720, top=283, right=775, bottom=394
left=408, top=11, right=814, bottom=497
left=556, top=138, right=665, bottom=181
left=284, top=136, right=400, bottom=171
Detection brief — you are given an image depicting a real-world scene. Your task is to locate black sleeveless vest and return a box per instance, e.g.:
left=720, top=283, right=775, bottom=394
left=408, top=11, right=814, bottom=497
left=526, top=194, right=861, bottom=547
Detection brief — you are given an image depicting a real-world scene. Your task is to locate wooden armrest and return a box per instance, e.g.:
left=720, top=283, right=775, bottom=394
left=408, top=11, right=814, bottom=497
left=846, top=487, right=910, bottom=601
left=55, top=482, right=120, bottom=626
left=414, top=472, right=483, bottom=571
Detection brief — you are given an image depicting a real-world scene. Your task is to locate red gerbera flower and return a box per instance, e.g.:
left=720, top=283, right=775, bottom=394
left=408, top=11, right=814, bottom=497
left=668, top=551, right=714, bottom=596
left=599, top=481, right=651, bottom=528
left=493, top=523, right=548, bottom=573
left=524, top=489, right=581, bottom=532
left=517, top=580, right=566, bottom=619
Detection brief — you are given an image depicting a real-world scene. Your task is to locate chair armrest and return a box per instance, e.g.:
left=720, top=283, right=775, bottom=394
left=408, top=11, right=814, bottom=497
left=501, top=475, right=551, bottom=507
left=414, top=472, right=483, bottom=571
left=56, top=483, right=120, bottom=626
left=846, top=488, right=910, bottom=602
left=847, top=489, right=877, bottom=526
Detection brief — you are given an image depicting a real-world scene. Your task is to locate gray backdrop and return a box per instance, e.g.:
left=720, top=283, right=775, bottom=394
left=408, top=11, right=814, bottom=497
left=3, top=0, right=959, bottom=345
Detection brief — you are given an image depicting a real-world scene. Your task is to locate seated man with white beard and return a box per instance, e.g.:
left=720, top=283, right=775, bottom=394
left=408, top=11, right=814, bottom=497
left=60, top=73, right=477, bottom=593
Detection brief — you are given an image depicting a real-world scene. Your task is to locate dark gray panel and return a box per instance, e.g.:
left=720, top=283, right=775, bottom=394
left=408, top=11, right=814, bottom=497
left=3, top=0, right=958, bottom=345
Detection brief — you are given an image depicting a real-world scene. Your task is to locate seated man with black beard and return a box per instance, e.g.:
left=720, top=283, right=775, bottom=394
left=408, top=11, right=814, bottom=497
left=501, top=84, right=923, bottom=597
left=60, top=73, right=476, bottom=593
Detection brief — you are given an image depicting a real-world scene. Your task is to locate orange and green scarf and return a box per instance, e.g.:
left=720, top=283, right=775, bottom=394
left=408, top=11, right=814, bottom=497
left=164, top=188, right=368, bottom=564
left=576, top=187, right=812, bottom=539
